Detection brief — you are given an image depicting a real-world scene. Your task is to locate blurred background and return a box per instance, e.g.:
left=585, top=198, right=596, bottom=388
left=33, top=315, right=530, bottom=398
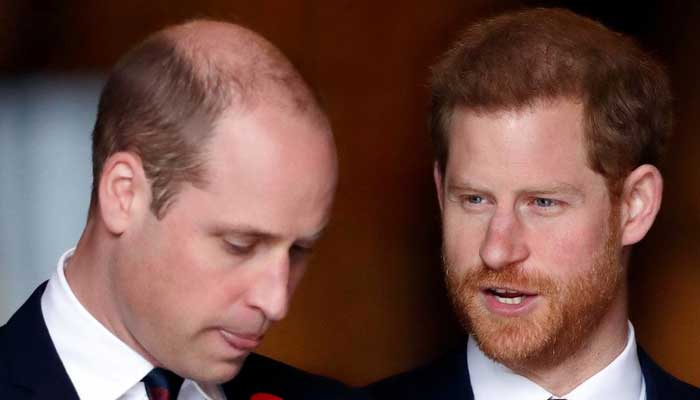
left=1, top=0, right=698, bottom=387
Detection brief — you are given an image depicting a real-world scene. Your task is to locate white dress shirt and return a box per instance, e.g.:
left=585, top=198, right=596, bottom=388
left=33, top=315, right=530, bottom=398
left=41, top=248, right=226, bottom=400
left=467, top=322, right=646, bottom=400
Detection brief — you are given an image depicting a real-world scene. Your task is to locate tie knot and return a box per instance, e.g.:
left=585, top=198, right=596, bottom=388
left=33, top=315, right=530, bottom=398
left=142, top=368, right=184, bottom=400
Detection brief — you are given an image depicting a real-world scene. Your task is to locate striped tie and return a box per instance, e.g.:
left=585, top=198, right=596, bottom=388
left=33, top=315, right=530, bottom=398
left=142, top=368, right=184, bottom=400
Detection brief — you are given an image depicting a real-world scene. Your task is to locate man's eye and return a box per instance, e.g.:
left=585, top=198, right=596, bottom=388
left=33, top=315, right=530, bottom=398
left=225, top=241, right=254, bottom=255
left=534, top=198, right=556, bottom=207
left=465, top=195, right=485, bottom=205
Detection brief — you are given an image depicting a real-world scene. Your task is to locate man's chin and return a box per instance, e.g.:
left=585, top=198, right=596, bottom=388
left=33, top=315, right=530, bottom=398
left=474, top=331, right=549, bottom=367
left=466, top=304, right=559, bottom=368
left=188, top=353, right=250, bottom=384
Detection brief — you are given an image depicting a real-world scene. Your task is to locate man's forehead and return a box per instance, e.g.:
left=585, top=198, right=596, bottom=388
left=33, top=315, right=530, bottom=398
left=448, top=101, right=585, bottom=153
left=207, top=106, right=332, bottom=157
left=443, top=99, right=608, bottom=192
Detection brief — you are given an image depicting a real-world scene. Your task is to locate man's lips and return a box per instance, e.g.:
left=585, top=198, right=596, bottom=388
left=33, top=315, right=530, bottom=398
left=482, top=286, right=537, bottom=300
left=480, top=286, right=540, bottom=315
left=219, top=329, right=263, bottom=351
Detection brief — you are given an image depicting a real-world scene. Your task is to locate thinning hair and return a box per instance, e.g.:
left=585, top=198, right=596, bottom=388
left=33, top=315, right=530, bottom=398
left=90, top=20, right=325, bottom=218
left=430, top=8, right=672, bottom=196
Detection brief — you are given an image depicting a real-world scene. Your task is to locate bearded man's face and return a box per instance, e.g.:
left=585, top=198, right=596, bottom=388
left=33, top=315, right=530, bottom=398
left=436, top=100, right=625, bottom=368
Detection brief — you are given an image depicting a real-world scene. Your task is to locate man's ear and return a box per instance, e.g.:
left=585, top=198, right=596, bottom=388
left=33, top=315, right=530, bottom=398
left=97, top=152, right=150, bottom=235
left=434, top=161, right=445, bottom=213
left=619, top=164, right=663, bottom=246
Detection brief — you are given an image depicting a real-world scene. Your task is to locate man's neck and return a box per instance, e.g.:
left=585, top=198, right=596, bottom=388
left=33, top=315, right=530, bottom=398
left=65, top=224, right=159, bottom=366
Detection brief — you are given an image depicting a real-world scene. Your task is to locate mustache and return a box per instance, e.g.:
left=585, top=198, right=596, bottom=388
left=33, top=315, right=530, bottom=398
left=447, top=262, right=557, bottom=295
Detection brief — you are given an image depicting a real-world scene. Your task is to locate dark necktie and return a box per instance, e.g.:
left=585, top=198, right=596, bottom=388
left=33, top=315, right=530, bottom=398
left=142, top=368, right=184, bottom=400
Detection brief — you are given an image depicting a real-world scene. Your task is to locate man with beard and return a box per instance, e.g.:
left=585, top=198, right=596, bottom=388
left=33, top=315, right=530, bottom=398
left=0, top=20, right=362, bottom=400
left=368, top=8, right=700, bottom=400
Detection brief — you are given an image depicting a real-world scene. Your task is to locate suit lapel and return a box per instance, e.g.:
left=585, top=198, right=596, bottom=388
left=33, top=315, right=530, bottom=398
left=366, top=346, right=474, bottom=400
left=638, top=346, right=667, bottom=400
left=446, top=349, right=474, bottom=400
left=2, top=282, right=79, bottom=400
left=463, top=353, right=475, bottom=400
left=412, top=348, right=474, bottom=400
left=636, top=345, right=700, bottom=400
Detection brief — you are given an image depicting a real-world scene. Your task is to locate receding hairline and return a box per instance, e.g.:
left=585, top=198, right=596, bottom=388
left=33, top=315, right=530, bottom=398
left=157, top=19, right=328, bottom=124
left=88, top=18, right=331, bottom=219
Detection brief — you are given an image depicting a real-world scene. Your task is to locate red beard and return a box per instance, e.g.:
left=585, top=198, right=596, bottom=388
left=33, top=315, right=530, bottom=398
left=444, top=212, right=623, bottom=370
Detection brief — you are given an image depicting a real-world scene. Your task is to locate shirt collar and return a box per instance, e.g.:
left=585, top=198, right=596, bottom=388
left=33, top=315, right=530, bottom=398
left=467, top=322, right=645, bottom=400
left=41, top=248, right=225, bottom=400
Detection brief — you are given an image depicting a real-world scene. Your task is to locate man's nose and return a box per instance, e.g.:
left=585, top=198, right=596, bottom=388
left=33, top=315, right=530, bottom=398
left=479, top=208, right=530, bottom=269
left=247, top=251, right=291, bottom=322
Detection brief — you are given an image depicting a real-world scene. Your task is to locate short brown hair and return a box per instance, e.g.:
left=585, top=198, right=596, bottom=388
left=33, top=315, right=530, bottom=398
left=430, top=8, right=672, bottom=195
left=90, top=20, right=323, bottom=218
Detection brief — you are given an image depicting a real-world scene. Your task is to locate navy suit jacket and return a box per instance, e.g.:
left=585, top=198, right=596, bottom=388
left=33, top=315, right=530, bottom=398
left=368, top=345, right=700, bottom=399
left=0, top=283, right=363, bottom=400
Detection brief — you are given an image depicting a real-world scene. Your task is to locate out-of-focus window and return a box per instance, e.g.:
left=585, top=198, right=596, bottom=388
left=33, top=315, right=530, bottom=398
left=0, top=76, right=103, bottom=323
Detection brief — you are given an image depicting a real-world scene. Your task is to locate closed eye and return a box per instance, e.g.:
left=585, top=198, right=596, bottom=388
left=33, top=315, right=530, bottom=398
left=224, top=240, right=256, bottom=256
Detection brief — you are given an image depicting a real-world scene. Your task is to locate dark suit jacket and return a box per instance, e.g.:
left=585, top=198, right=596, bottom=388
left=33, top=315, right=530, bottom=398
left=367, top=346, right=700, bottom=400
left=0, top=283, right=363, bottom=400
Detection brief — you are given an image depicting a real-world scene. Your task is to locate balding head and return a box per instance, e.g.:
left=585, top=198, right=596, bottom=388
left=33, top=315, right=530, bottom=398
left=164, top=20, right=325, bottom=118
left=69, top=20, right=337, bottom=384
left=90, top=19, right=328, bottom=218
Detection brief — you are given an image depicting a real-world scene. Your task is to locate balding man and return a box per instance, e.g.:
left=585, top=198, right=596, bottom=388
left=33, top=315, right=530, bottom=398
left=0, top=20, right=360, bottom=400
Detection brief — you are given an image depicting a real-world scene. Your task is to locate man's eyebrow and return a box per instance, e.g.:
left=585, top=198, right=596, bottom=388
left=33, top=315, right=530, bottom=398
left=214, top=224, right=276, bottom=238
left=445, top=180, right=585, bottom=197
left=522, top=183, right=584, bottom=197
left=212, top=223, right=327, bottom=244
left=445, top=180, right=492, bottom=195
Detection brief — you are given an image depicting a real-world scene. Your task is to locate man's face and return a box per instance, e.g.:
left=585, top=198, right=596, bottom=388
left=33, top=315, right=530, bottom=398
left=113, top=106, right=337, bottom=383
left=437, top=99, right=625, bottom=369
